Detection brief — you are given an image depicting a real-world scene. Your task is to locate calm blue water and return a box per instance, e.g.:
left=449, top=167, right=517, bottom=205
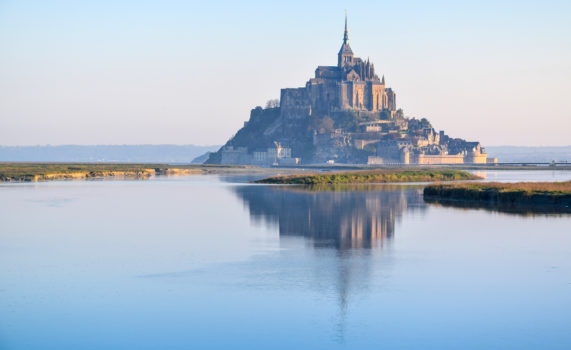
left=1, top=170, right=570, bottom=349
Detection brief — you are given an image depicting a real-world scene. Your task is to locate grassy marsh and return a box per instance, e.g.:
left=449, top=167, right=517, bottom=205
left=255, top=169, right=480, bottom=184
left=423, top=181, right=571, bottom=212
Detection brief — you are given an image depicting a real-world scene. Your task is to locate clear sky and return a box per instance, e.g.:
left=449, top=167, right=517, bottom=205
left=1, top=0, right=570, bottom=146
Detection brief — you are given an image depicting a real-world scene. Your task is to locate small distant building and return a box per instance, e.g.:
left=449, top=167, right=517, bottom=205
left=463, top=144, right=488, bottom=164
left=367, top=156, right=383, bottom=165
left=221, top=146, right=250, bottom=164
left=252, top=142, right=299, bottom=166
left=279, top=157, right=301, bottom=166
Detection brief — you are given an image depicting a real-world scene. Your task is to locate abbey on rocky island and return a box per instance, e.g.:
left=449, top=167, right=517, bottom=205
left=207, top=16, right=494, bottom=166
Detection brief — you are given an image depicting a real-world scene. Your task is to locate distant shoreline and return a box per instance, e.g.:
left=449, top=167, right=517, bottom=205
left=0, top=163, right=260, bottom=182
left=2, top=162, right=571, bottom=184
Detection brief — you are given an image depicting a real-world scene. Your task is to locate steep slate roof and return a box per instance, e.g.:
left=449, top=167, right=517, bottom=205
left=338, top=42, right=353, bottom=55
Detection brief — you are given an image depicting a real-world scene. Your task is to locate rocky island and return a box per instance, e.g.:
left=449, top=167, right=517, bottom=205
left=207, top=16, right=495, bottom=166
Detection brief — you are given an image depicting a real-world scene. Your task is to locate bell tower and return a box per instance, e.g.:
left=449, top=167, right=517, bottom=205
left=338, top=14, right=354, bottom=68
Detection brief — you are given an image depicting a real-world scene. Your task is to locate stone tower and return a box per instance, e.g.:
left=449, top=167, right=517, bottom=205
left=338, top=14, right=354, bottom=68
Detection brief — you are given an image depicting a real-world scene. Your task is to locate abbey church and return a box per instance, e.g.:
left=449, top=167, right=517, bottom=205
left=280, top=17, right=396, bottom=120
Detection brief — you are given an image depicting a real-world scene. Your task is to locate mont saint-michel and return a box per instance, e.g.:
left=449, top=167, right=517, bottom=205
left=207, top=18, right=494, bottom=166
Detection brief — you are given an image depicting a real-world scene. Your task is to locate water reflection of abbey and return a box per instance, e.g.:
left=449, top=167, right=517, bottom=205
left=232, top=185, right=426, bottom=340
left=233, top=185, right=426, bottom=250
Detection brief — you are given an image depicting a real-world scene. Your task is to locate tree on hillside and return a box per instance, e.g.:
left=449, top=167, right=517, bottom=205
left=265, top=99, right=280, bottom=109
left=310, top=115, right=335, bottom=134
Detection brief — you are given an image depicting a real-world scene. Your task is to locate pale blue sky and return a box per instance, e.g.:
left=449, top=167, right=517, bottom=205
left=1, top=0, right=570, bottom=146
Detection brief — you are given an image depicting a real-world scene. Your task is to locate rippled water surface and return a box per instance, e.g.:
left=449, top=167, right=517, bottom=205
left=1, top=170, right=570, bottom=349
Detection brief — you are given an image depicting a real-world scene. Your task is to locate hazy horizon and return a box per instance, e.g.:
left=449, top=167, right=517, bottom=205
left=1, top=145, right=570, bottom=164
left=1, top=0, right=570, bottom=146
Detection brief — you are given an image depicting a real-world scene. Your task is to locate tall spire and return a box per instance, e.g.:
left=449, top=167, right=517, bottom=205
left=343, top=11, right=349, bottom=44
left=338, top=11, right=354, bottom=68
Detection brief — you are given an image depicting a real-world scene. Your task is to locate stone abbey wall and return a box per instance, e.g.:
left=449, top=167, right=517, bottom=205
left=280, top=88, right=310, bottom=119
left=414, top=154, right=465, bottom=164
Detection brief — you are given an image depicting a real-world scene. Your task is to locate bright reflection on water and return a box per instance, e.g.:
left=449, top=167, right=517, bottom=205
left=0, top=171, right=570, bottom=350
